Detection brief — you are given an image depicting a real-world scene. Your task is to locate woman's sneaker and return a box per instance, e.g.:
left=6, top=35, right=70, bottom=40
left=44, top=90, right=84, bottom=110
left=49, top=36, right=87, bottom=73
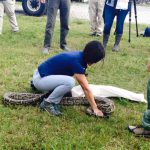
left=40, top=100, right=62, bottom=116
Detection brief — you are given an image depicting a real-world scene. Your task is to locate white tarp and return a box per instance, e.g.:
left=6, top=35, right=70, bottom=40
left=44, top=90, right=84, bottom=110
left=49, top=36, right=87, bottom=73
left=71, top=84, right=147, bottom=103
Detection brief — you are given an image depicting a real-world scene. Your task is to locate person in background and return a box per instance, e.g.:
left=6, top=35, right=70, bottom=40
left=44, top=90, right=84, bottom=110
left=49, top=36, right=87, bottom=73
left=128, top=58, right=150, bottom=137
left=0, top=0, right=19, bottom=34
left=88, top=0, right=104, bottom=36
left=32, top=41, right=105, bottom=117
left=103, top=0, right=131, bottom=51
left=40, top=0, right=71, bottom=54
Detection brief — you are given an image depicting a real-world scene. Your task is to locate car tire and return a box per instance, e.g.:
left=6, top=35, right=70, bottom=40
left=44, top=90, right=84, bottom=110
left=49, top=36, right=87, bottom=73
left=22, top=0, right=46, bottom=16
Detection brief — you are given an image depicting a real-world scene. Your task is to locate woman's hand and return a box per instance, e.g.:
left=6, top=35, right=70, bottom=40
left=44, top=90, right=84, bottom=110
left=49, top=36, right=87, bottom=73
left=74, top=74, right=104, bottom=117
left=93, top=108, right=104, bottom=117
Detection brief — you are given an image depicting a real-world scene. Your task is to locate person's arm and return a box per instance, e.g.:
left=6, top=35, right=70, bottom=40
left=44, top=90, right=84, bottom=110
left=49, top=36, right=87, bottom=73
left=74, top=74, right=103, bottom=117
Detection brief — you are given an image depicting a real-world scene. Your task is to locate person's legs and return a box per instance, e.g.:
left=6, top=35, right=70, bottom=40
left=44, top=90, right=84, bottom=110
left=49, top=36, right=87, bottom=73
left=43, top=0, right=59, bottom=51
left=33, top=72, right=75, bottom=104
left=59, top=0, right=70, bottom=50
left=0, top=2, right=4, bottom=34
left=128, top=79, right=150, bottom=136
left=32, top=70, right=75, bottom=115
left=96, top=0, right=104, bottom=35
left=142, top=110, right=150, bottom=130
left=103, top=5, right=115, bottom=35
left=103, top=5, right=115, bottom=49
left=142, top=79, right=150, bottom=130
left=37, top=76, right=75, bottom=104
left=88, top=0, right=97, bottom=36
left=147, top=79, right=150, bottom=109
left=112, top=9, right=128, bottom=51
left=3, top=0, right=19, bottom=32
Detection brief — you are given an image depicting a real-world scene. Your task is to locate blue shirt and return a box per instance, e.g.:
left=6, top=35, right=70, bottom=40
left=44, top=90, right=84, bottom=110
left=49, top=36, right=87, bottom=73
left=38, top=51, right=87, bottom=77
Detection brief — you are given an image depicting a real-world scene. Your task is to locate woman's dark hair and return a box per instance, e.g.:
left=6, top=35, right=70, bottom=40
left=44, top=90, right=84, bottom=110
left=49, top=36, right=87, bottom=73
left=83, top=40, right=105, bottom=64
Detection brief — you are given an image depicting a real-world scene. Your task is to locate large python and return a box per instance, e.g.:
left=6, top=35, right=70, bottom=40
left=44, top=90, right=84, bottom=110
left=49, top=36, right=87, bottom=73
left=3, top=92, right=115, bottom=115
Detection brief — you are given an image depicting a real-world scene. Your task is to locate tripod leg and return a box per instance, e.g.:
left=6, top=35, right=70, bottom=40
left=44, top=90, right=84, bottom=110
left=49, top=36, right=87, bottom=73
left=128, top=0, right=132, bottom=43
left=133, top=0, right=139, bottom=37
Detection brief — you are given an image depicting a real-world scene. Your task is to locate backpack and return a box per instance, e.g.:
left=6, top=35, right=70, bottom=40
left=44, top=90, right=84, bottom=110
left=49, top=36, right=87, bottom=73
left=144, top=27, right=150, bottom=37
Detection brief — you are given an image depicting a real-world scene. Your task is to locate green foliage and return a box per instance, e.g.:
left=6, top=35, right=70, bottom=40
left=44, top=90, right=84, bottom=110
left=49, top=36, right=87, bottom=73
left=0, top=16, right=150, bottom=149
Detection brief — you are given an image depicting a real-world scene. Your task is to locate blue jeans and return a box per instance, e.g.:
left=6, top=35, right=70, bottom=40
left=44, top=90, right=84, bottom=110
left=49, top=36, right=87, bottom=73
left=32, top=70, right=75, bottom=104
left=44, top=0, right=71, bottom=48
left=103, top=4, right=129, bottom=35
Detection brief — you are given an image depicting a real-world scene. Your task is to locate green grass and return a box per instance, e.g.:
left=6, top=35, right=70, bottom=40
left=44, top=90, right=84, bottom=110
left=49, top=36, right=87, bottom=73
left=0, top=15, right=150, bottom=149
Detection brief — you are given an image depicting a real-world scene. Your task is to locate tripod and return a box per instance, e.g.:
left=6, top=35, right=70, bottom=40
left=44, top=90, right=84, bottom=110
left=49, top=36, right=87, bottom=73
left=128, top=0, right=139, bottom=43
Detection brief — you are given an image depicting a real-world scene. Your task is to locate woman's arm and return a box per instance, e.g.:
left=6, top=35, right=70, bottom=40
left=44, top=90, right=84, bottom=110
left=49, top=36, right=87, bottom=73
left=74, top=74, right=103, bottom=117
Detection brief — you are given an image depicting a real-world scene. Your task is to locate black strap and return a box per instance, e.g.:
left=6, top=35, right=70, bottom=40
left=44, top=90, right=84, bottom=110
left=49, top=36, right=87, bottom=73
left=107, top=0, right=118, bottom=8
left=114, top=0, right=118, bottom=8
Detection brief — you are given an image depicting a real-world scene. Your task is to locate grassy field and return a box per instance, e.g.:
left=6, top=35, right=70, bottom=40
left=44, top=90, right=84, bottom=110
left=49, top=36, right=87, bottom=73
left=0, top=15, right=150, bottom=150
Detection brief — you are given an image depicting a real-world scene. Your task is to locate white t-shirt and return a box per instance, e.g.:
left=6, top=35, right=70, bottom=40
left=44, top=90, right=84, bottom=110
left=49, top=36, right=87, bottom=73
left=106, top=0, right=129, bottom=10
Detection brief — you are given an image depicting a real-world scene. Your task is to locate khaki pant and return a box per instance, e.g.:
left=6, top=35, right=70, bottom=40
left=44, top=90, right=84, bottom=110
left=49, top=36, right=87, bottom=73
left=89, top=0, right=104, bottom=33
left=0, top=0, right=19, bottom=34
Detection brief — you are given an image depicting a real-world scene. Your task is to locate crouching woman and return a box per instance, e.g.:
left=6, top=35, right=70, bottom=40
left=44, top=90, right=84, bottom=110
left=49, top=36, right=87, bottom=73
left=32, top=41, right=105, bottom=117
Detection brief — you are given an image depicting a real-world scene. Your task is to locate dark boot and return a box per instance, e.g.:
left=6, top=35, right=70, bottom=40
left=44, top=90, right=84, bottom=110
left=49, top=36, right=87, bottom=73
left=103, top=34, right=110, bottom=49
left=112, top=34, right=122, bottom=52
